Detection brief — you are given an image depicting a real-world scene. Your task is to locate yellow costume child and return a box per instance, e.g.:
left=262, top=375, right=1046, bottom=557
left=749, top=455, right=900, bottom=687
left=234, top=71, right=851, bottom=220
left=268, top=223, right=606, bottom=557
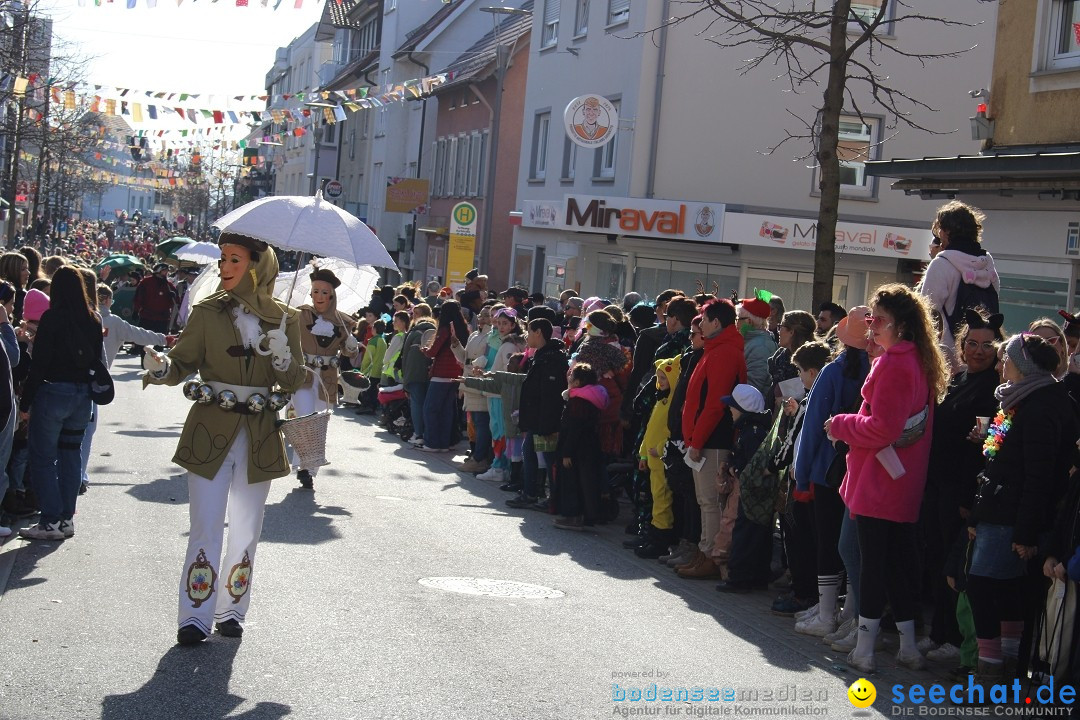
left=639, top=357, right=681, bottom=537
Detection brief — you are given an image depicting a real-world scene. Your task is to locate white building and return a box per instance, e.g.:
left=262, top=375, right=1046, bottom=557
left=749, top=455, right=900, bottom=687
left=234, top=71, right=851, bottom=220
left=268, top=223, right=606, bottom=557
left=510, top=0, right=997, bottom=307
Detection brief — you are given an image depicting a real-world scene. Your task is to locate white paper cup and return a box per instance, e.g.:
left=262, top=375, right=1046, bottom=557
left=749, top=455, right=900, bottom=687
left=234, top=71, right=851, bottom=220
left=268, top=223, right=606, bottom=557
left=975, top=416, right=991, bottom=437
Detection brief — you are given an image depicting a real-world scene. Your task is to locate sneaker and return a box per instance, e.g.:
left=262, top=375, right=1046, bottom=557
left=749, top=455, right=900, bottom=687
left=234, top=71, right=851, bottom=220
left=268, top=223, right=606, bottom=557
left=897, top=649, right=928, bottom=670
left=824, top=616, right=856, bottom=645
left=771, top=594, right=816, bottom=617
left=926, top=643, right=961, bottom=663
left=531, top=499, right=552, bottom=513
left=830, top=623, right=860, bottom=652
left=659, top=540, right=693, bottom=564
left=418, top=445, right=448, bottom=453
left=794, top=603, right=820, bottom=622
left=408, top=435, right=424, bottom=446
left=846, top=649, right=877, bottom=675
left=18, top=521, right=64, bottom=541
left=553, top=515, right=584, bottom=531
left=455, top=458, right=490, bottom=474
left=393, top=417, right=407, bottom=428
left=0, top=526, right=10, bottom=538
left=58, top=519, right=75, bottom=538
left=916, top=637, right=939, bottom=653
left=505, top=495, right=538, bottom=509
left=476, top=467, right=506, bottom=483
left=794, top=614, right=838, bottom=638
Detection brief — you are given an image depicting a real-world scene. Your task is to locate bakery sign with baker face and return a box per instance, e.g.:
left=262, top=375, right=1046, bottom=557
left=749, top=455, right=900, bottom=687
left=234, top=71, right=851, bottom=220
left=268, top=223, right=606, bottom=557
left=564, top=94, right=618, bottom=149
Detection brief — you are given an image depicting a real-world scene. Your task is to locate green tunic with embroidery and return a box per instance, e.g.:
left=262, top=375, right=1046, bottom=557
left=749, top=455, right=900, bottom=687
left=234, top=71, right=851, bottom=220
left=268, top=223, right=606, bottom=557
left=145, top=294, right=305, bottom=483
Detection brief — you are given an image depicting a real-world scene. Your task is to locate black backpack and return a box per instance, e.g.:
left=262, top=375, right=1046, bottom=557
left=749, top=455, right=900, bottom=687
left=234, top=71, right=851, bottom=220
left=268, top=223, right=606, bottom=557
left=946, top=281, right=999, bottom=338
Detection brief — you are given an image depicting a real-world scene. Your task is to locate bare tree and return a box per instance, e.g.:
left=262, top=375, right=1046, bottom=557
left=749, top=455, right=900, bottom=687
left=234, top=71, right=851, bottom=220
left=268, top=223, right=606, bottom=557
left=664, top=0, right=978, bottom=307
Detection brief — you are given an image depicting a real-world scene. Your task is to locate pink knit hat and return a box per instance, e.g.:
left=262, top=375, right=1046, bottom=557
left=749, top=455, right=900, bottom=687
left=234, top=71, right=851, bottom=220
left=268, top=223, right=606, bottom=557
left=22, top=289, right=49, bottom=322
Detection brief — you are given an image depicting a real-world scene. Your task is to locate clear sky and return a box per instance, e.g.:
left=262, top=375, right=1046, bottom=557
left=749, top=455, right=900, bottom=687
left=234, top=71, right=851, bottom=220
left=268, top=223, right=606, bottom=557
left=36, top=0, right=327, bottom=97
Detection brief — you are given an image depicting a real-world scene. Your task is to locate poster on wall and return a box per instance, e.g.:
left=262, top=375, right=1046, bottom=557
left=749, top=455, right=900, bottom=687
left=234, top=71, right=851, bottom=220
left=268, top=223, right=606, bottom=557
left=447, top=202, right=477, bottom=288
left=564, top=95, right=618, bottom=149
left=721, top=212, right=932, bottom=261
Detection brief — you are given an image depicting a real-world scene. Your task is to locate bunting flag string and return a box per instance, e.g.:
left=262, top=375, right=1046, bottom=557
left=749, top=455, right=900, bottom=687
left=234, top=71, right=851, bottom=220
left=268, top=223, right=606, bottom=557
left=76, top=0, right=307, bottom=9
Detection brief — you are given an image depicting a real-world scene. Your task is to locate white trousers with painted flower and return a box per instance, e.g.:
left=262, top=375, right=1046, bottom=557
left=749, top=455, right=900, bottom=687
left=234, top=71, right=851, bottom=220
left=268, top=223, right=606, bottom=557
left=178, top=427, right=271, bottom=636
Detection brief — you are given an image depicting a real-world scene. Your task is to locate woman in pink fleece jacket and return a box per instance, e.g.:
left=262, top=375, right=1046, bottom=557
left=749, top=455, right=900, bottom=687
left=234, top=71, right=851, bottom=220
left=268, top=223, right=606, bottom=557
left=825, top=284, right=950, bottom=674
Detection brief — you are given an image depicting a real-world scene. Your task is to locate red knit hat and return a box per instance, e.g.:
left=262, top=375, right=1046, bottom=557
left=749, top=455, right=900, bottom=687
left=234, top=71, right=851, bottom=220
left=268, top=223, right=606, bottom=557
left=738, top=298, right=771, bottom=320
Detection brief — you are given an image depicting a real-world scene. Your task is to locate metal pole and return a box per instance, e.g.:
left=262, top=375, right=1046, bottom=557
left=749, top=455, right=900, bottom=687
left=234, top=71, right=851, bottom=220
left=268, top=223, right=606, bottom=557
left=309, top=127, right=322, bottom=195
left=477, top=43, right=510, bottom=277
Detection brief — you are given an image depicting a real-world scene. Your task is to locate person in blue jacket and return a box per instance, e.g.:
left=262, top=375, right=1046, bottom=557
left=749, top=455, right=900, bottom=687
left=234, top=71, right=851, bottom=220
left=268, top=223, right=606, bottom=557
left=792, top=307, right=871, bottom=639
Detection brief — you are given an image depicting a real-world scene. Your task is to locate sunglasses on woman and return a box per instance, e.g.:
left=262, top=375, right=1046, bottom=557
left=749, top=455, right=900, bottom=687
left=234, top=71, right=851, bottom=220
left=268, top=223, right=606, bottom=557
left=864, top=313, right=893, bottom=329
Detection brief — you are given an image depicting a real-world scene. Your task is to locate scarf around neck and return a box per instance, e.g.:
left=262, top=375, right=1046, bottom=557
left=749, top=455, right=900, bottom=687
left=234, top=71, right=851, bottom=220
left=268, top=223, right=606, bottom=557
left=995, top=372, right=1057, bottom=412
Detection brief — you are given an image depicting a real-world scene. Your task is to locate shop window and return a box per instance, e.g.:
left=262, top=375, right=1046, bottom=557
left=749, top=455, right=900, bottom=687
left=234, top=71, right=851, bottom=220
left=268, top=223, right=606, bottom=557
left=574, top=0, right=589, bottom=36
left=596, top=252, right=627, bottom=299
left=745, top=268, right=850, bottom=314
left=530, top=112, right=551, bottom=181
left=542, top=0, right=560, bottom=48
left=513, top=246, right=535, bottom=288
left=812, top=115, right=881, bottom=199
left=634, top=258, right=739, bottom=302
left=607, top=0, right=629, bottom=26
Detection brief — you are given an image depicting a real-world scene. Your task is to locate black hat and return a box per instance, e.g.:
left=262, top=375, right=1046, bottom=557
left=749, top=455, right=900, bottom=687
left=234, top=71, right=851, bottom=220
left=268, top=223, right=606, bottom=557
left=465, top=268, right=479, bottom=281
left=153, top=262, right=170, bottom=273
left=501, top=287, right=528, bottom=300
left=218, top=231, right=268, bottom=253
left=1060, top=310, right=1080, bottom=339
left=529, top=292, right=545, bottom=305
left=309, top=268, right=341, bottom=288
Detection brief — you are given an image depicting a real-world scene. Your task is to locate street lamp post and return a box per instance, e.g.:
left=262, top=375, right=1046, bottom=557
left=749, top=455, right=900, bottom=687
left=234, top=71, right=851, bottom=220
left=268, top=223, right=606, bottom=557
left=477, top=5, right=531, bottom=278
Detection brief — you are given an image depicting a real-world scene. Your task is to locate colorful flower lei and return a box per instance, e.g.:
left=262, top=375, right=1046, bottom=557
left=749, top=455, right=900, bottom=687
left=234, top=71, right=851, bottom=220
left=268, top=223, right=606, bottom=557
left=982, top=408, right=1015, bottom=459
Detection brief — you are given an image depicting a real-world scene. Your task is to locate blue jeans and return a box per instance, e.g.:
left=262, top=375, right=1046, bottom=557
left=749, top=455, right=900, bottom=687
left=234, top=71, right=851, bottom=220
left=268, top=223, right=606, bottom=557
left=471, top=411, right=492, bottom=463
left=0, top=403, right=15, bottom=503
left=422, top=381, right=457, bottom=450
left=839, top=510, right=862, bottom=613
left=405, top=381, right=428, bottom=439
left=80, top=402, right=98, bottom=485
left=29, top=382, right=92, bottom=525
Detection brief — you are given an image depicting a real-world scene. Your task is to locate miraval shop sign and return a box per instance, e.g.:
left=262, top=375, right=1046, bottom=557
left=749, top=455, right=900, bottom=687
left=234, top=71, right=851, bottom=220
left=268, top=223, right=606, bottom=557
left=521, top=195, right=725, bottom=243
left=721, top=212, right=932, bottom=261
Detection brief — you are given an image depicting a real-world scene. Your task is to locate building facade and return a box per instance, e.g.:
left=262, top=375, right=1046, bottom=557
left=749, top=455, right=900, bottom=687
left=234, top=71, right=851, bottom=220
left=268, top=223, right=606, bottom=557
left=510, top=0, right=996, bottom=306
left=868, top=0, right=1080, bottom=329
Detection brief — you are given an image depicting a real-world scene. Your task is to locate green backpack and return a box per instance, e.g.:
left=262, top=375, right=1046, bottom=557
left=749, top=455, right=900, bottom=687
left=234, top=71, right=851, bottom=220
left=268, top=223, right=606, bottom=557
left=738, top=412, right=784, bottom=528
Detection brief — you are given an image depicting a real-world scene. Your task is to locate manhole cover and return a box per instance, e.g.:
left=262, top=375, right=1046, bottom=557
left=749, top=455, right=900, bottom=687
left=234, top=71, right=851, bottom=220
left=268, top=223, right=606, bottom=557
left=418, top=577, right=564, bottom=599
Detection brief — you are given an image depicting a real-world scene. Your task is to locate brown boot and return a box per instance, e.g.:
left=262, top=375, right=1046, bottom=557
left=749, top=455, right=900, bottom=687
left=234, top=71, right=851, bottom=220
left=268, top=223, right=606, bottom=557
left=678, top=556, right=722, bottom=579
left=674, top=549, right=704, bottom=572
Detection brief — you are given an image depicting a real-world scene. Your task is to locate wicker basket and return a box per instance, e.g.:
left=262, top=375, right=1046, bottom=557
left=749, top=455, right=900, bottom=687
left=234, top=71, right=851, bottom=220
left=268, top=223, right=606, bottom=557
left=278, top=370, right=332, bottom=471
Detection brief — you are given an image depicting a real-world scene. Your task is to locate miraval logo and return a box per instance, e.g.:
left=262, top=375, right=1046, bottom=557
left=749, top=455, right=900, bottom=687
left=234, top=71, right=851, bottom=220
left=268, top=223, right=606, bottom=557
left=566, top=197, right=687, bottom=236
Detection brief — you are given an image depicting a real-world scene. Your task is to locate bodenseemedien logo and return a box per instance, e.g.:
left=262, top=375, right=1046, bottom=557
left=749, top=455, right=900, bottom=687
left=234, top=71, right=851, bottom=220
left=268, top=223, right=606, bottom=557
left=888, top=677, right=1076, bottom=716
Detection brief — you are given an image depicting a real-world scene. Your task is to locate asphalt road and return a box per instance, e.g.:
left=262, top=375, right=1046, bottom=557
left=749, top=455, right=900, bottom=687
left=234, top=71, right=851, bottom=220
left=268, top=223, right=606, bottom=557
left=0, top=354, right=938, bottom=719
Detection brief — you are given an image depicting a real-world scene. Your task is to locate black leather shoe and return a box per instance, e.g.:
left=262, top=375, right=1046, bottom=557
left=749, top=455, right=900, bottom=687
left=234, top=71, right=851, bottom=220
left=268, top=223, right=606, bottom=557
left=716, top=580, right=767, bottom=594
left=505, top=495, right=538, bottom=509
left=498, top=482, right=522, bottom=493
left=297, top=470, right=314, bottom=490
left=176, top=625, right=207, bottom=645
left=634, top=542, right=668, bottom=559
left=622, top=537, right=648, bottom=549
left=216, top=619, right=243, bottom=638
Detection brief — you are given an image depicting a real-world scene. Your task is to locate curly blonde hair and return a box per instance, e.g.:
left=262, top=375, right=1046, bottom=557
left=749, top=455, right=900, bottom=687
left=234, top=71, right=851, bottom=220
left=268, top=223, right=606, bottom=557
left=871, top=283, right=950, bottom=403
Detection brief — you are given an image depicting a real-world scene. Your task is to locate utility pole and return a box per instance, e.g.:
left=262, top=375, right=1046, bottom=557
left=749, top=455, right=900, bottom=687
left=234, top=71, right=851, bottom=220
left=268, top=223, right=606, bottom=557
left=30, top=75, right=48, bottom=229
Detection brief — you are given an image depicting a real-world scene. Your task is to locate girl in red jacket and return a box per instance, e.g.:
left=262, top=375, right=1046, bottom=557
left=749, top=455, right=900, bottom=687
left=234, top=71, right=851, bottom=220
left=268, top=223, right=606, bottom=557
left=825, top=284, right=950, bottom=674
left=420, top=301, right=468, bottom=452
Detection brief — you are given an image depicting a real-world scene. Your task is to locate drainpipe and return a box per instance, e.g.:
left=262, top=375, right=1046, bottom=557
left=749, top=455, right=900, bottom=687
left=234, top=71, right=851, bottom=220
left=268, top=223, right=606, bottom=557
left=645, top=0, right=671, bottom=199
left=408, top=51, right=430, bottom=280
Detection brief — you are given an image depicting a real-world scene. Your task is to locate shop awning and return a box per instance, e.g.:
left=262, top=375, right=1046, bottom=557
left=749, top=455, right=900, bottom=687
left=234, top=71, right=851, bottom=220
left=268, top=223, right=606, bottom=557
left=866, top=150, right=1080, bottom=197
left=417, top=226, right=448, bottom=235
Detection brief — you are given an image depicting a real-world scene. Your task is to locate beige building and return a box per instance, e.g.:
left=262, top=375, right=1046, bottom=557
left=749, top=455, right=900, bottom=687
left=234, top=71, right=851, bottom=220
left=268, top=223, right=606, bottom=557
left=511, top=0, right=995, bottom=309
left=870, top=0, right=1080, bottom=329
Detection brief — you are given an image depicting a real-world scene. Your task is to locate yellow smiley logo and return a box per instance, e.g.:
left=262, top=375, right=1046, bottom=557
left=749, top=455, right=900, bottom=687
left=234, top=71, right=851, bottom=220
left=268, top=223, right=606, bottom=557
left=847, top=678, right=876, bottom=709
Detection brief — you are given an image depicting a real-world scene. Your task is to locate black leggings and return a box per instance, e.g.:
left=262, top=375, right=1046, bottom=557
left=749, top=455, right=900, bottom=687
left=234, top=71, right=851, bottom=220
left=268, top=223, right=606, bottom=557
left=856, top=515, right=919, bottom=621
left=812, top=484, right=846, bottom=576
left=966, top=574, right=1024, bottom=639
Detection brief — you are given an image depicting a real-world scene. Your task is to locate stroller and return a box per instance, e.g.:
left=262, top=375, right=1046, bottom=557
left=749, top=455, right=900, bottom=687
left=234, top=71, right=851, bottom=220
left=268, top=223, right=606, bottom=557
left=378, top=383, right=412, bottom=440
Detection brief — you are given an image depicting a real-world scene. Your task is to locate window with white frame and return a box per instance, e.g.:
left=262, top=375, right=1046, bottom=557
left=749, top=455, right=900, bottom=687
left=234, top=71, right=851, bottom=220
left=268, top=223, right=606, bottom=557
left=431, top=139, right=446, bottom=196
left=607, top=0, right=629, bottom=25
left=1046, top=0, right=1080, bottom=70
left=385, top=0, right=396, bottom=11
left=476, top=130, right=488, bottom=194
left=561, top=136, right=577, bottom=181
left=592, top=101, right=618, bottom=179
left=812, top=115, right=881, bottom=198
left=542, top=0, right=560, bottom=48
left=848, top=1, right=894, bottom=33
left=574, top=0, right=589, bottom=36
left=467, top=130, right=483, bottom=196
left=531, top=112, right=551, bottom=180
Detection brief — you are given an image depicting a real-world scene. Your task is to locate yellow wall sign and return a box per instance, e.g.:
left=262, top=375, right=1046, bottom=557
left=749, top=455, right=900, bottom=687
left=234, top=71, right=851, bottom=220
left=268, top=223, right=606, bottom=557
left=385, top=177, right=430, bottom=214
left=447, top=201, right=477, bottom=287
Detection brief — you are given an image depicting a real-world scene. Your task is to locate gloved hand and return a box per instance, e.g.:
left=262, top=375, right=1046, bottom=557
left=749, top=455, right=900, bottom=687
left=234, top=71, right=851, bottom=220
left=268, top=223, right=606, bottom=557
left=344, top=334, right=359, bottom=354
left=262, top=314, right=292, bottom=371
left=142, top=347, right=169, bottom=377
